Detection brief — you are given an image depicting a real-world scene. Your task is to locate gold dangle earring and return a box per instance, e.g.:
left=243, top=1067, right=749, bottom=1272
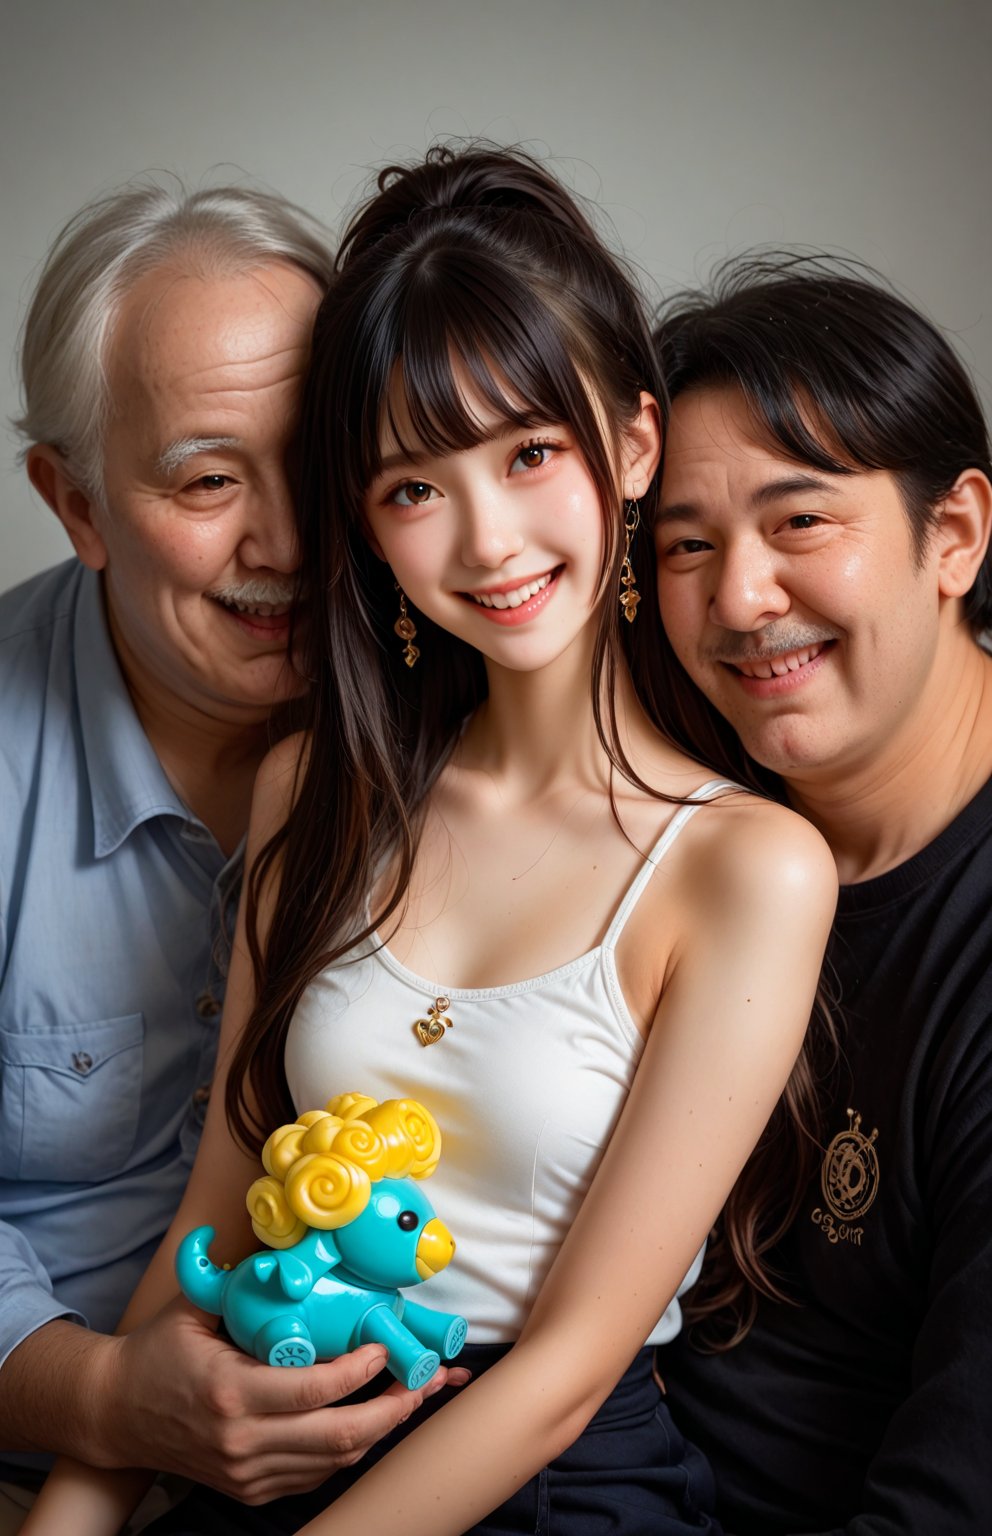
left=394, top=584, right=420, bottom=668
left=618, top=500, right=641, bottom=623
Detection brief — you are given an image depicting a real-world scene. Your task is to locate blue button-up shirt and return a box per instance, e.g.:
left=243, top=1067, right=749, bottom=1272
left=0, top=561, right=241, bottom=1389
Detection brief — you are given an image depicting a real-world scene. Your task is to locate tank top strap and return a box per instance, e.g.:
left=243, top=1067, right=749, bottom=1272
left=602, top=779, right=740, bottom=953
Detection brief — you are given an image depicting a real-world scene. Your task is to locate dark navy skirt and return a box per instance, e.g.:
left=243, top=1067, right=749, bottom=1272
left=145, top=1345, right=720, bottom=1534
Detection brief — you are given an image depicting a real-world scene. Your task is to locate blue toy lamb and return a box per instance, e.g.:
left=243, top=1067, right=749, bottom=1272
left=176, top=1093, right=468, bottom=1390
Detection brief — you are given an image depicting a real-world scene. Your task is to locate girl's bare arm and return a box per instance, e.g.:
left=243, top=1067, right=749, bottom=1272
left=295, top=801, right=837, bottom=1536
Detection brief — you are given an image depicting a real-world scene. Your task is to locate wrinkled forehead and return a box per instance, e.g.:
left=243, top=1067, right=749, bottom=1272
left=665, top=381, right=858, bottom=480
left=664, top=387, right=780, bottom=476
left=108, top=261, right=321, bottom=400
left=660, top=387, right=863, bottom=529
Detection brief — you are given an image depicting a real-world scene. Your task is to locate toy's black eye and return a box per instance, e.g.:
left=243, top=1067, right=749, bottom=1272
left=397, top=1210, right=418, bottom=1231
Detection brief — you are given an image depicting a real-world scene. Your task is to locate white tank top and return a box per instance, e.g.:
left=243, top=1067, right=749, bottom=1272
left=285, top=780, right=731, bottom=1345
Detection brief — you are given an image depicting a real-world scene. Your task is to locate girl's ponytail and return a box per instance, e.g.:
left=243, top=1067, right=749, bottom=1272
left=337, top=142, right=604, bottom=269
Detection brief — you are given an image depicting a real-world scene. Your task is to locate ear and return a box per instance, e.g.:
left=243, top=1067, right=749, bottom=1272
left=26, top=445, right=108, bottom=571
left=934, top=469, right=992, bottom=599
left=621, top=392, right=662, bottom=501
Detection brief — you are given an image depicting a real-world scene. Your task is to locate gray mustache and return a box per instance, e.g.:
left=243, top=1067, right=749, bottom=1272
left=704, top=626, right=837, bottom=662
left=208, top=578, right=297, bottom=607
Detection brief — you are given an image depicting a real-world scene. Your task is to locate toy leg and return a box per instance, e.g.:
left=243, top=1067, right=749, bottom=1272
left=252, top=1314, right=317, bottom=1368
left=399, top=1299, right=468, bottom=1360
left=357, top=1305, right=440, bottom=1390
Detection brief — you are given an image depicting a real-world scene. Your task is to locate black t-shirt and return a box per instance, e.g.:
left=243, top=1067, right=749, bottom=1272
left=660, top=775, right=992, bottom=1534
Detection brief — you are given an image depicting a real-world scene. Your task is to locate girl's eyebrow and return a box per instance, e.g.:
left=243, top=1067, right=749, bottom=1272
left=376, top=448, right=431, bottom=474
left=374, top=418, right=565, bottom=480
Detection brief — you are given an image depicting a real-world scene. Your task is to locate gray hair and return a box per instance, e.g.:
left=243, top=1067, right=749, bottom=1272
left=13, top=177, right=335, bottom=502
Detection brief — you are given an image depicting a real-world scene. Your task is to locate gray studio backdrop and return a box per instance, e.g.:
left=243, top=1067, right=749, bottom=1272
left=2, top=0, right=990, bottom=589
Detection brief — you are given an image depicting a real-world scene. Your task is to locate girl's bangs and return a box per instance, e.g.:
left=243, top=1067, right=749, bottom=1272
left=368, top=269, right=602, bottom=477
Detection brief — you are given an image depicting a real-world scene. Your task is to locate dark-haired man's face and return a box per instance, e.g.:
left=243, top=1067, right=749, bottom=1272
left=655, top=385, right=946, bottom=785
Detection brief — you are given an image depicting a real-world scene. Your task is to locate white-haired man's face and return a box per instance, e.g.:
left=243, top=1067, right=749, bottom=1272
left=42, top=259, right=322, bottom=725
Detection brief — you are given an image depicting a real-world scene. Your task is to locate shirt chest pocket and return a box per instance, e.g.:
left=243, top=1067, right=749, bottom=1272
left=0, top=1014, right=144, bottom=1182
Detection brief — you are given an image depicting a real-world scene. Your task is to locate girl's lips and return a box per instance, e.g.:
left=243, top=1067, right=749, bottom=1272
left=463, top=567, right=562, bottom=627
left=727, top=641, right=835, bottom=699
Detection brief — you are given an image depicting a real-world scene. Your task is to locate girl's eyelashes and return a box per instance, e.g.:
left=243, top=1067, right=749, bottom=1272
left=380, top=437, right=565, bottom=507
left=392, top=479, right=439, bottom=507
left=510, top=438, right=562, bottom=473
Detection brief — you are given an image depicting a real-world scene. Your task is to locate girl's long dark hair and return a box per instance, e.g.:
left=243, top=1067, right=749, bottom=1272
left=226, top=146, right=837, bottom=1347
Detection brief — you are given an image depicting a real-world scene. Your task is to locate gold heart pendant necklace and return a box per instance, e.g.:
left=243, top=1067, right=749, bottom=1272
left=414, top=996, right=452, bottom=1047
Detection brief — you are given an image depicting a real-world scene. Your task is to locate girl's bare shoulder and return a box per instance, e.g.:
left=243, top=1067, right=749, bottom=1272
left=628, top=724, right=832, bottom=883
left=675, top=785, right=838, bottom=927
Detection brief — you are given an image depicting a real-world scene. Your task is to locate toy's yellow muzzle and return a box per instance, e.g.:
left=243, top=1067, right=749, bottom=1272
left=415, top=1217, right=455, bottom=1279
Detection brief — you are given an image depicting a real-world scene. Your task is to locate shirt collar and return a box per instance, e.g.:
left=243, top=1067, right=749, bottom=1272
left=74, top=569, right=195, bottom=858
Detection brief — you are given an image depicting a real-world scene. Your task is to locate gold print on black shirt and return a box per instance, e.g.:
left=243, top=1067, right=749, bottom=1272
left=810, top=1108, right=879, bottom=1247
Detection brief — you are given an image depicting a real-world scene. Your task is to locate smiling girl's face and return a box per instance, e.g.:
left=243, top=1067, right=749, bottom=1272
left=364, top=367, right=659, bottom=676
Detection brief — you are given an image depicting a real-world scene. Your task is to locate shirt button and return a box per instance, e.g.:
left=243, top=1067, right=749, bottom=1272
left=71, top=1051, right=93, bottom=1075
left=196, top=991, right=222, bottom=1019
left=192, top=1085, right=211, bottom=1107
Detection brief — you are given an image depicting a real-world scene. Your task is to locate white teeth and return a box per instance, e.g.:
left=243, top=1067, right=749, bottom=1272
left=470, top=574, right=551, bottom=609
left=734, top=642, right=825, bottom=678
left=222, top=598, right=290, bottom=617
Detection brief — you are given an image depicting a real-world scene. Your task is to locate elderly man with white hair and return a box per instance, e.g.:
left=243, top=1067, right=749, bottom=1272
left=0, top=182, right=458, bottom=1532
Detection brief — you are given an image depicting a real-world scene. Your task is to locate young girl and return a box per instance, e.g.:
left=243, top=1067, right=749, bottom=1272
left=28, top=146, right=836, bottom=1536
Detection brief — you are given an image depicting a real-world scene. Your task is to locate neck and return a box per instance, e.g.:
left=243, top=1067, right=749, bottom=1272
left=785, top=628, right=992, bottom=884
left=108, top=613, right=272, bottom=856
left=462, top=628, right=624, bottom=801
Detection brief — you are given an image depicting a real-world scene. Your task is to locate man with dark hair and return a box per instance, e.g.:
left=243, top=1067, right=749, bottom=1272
left=0, top=183, right=459, bottom=1533
left=651, top=257, right=992, bottom=1534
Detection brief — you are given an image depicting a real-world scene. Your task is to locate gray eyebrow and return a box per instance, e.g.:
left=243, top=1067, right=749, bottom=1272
left=155, top=437, right=240, bottom=476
